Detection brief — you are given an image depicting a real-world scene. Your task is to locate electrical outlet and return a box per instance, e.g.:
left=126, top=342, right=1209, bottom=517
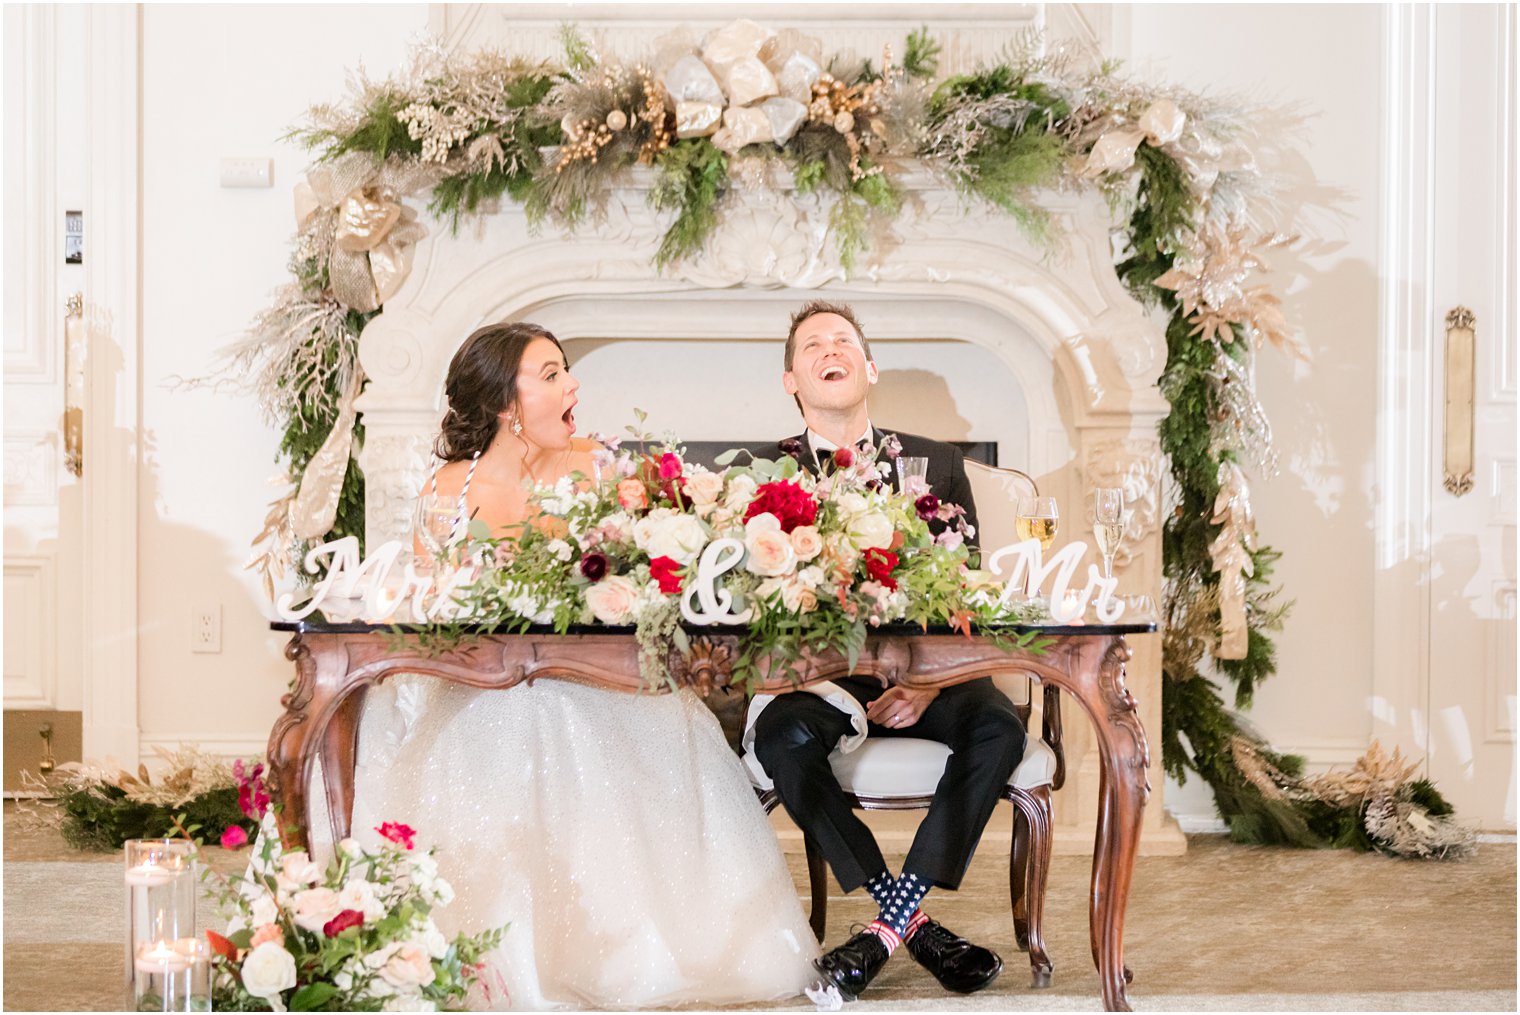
left=219, top=157, right=272, bottom=188
left=192, top=604, right=222, bottom=654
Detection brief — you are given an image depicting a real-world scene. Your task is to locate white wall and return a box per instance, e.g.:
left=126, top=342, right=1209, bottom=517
left=1123, top=4, right=1386, bottom=822
left=135, top=4, right=1388, bottom=815
left=139, top=5, right=428, bottom=753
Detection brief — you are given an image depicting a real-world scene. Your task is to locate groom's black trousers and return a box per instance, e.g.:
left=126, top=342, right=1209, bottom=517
left=751, top=675, right=1026, bottom=894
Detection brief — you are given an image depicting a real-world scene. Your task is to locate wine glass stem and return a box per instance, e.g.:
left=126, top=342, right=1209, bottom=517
left=1103, top=555, right=1114, bottom=580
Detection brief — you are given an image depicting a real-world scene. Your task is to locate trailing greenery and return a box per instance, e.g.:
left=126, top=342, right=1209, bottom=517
left=649, top=139, right=730, bottom=268
left=56, top=785, right=253, bottom=853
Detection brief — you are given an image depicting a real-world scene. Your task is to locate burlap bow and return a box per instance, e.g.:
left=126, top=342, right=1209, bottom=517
left=293, top=153, right=433, bottom=312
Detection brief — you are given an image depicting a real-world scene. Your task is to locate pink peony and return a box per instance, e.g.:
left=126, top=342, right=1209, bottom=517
left=219, top=825, right=249, bottom=850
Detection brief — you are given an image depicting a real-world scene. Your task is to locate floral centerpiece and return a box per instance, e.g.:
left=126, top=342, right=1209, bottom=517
left=421, top=423, right=1047, bottom=687
left=203, top=816, right=505, bottom=1012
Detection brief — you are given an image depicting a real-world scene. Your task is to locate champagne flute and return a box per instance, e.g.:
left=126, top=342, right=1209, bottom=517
left=895, top=456, right=930, bottom=497
left=1092, top=487, right=1125, bottom=580
left=412, top=493, right=461, bottom=569
left=1015, top=496, right=1059, bottom=596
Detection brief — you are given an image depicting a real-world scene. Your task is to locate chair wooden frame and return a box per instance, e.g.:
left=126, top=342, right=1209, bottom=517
left=755, top=687, right=1064, bottom=988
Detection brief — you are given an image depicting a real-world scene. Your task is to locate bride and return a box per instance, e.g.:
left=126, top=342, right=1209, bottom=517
left=346, top=321, right=820, bottom=1009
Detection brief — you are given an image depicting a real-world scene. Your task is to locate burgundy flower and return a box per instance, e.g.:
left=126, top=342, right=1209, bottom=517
left=863, top=547, right=900, bottom=591
left=832, top=447, right=855, bottom=469
left=376, top=821, right=416, bottom=850
left=658, top=453, right=683, bottom=481
left=323, top=909, right=364, bottom=938
left=579, top=552, right=608, bottom=582
left=649, top=556, right=683, bottom=595
left=743, top=480, right=819, bottom=533
left=915, top=493, right=940, bottom=521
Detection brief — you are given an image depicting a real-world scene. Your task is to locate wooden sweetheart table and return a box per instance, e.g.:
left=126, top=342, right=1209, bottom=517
left=267, top=620, right=1156, bottom=1011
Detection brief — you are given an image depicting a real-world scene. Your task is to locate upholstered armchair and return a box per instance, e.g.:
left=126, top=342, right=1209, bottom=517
left=746, top=462, right=1064, bottom=988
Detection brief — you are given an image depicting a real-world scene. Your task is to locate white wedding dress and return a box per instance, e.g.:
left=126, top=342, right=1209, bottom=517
left=329, top=675, right=820, bottom=1010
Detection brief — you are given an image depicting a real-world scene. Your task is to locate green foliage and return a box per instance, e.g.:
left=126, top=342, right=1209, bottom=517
left=649, top=139, right=729, bottom=268
left=959, top=129, right=1067, bottom=242
left=559, top=23, right=595, bottom=73
left=903, top=26, right=941, bottom=80
left=830, top=170, right=901, bottom=273
left=57, top=784, right=253, bottom=853
left=1115, top=145, right=1195, bottom=297
left=294, top=91, right=422, bottom=162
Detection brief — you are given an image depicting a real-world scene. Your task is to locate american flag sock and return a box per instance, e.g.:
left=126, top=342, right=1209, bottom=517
left=863, top=870, right=895, bottom=909
left=875, top=872, right=931, bottom=937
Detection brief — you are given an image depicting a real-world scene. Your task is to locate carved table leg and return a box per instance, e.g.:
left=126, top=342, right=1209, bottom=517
left=1068, top=636, right=1149, bottom=1012
left=267, top=632, right=347, bottom=853
left=320, top=684, right=368, bottom=846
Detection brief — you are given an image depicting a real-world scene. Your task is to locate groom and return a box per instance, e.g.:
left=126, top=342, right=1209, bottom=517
left=745, top=300, right=1027, bottom=1000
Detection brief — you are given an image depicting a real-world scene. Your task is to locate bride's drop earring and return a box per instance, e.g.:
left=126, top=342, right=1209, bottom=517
left=511, top=416, right=523, bottom=436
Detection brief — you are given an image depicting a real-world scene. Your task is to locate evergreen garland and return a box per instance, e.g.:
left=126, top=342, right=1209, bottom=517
left=230, top=25, right=1467, bottom=851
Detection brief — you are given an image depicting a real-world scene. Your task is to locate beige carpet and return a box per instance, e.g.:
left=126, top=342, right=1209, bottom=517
left=4, top=805, right=1514, bottom=1011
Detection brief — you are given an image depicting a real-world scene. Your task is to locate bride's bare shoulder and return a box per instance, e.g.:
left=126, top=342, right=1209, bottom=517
left=427, top=459, right=472, bottom=498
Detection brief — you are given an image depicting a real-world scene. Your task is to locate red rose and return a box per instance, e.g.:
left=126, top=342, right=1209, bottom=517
left=649, top=556, right=683, bottom=595
left=832, top=447, right=855, bottom=469
left=376, top=821, right=416, bottom=850
left=323, top=909, right=364, bottom=938
left=658, top=453, right=683, bottom=481
left=863, top=547, right=900, bottom=591
left=743, top=480, right=819, bottom=533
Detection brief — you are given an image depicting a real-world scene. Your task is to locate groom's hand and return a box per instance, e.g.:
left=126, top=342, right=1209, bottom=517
left=866, top=686, right=939, bottom=730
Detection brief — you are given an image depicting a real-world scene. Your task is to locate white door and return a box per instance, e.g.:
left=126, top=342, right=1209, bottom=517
left=3, top=7, right=87, bottom=747
left=1424, top=3, right=1517, bottom=829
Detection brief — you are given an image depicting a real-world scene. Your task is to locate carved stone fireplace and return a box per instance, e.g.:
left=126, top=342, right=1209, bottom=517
left=354, top=4, right=1184, bottom=854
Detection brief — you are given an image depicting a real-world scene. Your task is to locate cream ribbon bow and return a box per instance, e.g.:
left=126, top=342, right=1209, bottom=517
left=1080, top=98, right=1188, bottom=179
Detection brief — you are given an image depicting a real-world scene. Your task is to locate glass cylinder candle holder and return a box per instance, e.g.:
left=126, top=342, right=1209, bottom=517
left=124, top=839, right=198, bottom=1011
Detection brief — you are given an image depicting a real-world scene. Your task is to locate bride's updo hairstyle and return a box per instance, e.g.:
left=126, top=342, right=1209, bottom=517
left=434, top=321, right=567, bottom=462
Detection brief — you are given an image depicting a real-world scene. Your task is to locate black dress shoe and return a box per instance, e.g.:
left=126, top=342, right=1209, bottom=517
left=813, top=929, right=891, bottom=1001
left=905, top=918, right=1004, bottom=994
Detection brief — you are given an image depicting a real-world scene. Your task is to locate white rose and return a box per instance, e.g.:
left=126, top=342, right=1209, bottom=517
left=240, top=941, right=297, bottom=1000
left=279, top=851, right=321, bottom=888
left=781, top=577, right=819, bottom=613
left=684, top=470, right=726, bottom=506
left=847, top=510, right=894, bottom=550
left=585, top=575, right=641, bottom=624
left=836, top=492, right=869, bottom=517
left=337, top=879, right=386, bottom=923
left=429, top=876, right=454, bottom=906
left=383, top=997, right=439, bottom=1012
left=790, top=525, right=823, bottom=561
left=546, top=539, right=573, bottom=562
left=377, top=941, right=435, bottom=990
left=745, top=520, right=797, bottom=577
left=247, top=891, right=279, bottom=928
left=419, top=922, right=450, bottom=959
left=724, top=474, right=758, bottom=511
left=633, top=508, right=709, bottom=565
left=338, top=838, right=365, bottom=859
left=289, top=886, right=342, bottom=933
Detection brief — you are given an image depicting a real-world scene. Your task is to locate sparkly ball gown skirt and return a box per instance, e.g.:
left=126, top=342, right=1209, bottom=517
left=342, top=677, right=820, bottom=1010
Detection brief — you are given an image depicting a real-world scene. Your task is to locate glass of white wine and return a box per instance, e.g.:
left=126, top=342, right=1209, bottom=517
left=1015, top=496, right=1060, bottom=596
left=412, top=493, right=461, bottom=570
left=1093, top=487, right=1125, bottom=579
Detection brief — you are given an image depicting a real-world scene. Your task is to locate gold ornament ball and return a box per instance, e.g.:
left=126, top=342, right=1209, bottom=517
left=833, top=110, right=856, bottom=134
left=606, top=109, right=628, bottom=131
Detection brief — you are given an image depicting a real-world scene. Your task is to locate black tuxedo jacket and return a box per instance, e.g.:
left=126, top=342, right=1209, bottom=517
left=749, top=427, right=979, bottom=540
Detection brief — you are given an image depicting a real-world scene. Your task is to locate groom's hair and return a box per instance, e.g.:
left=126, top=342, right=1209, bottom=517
left=783, top=300, right=873, bottom=371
